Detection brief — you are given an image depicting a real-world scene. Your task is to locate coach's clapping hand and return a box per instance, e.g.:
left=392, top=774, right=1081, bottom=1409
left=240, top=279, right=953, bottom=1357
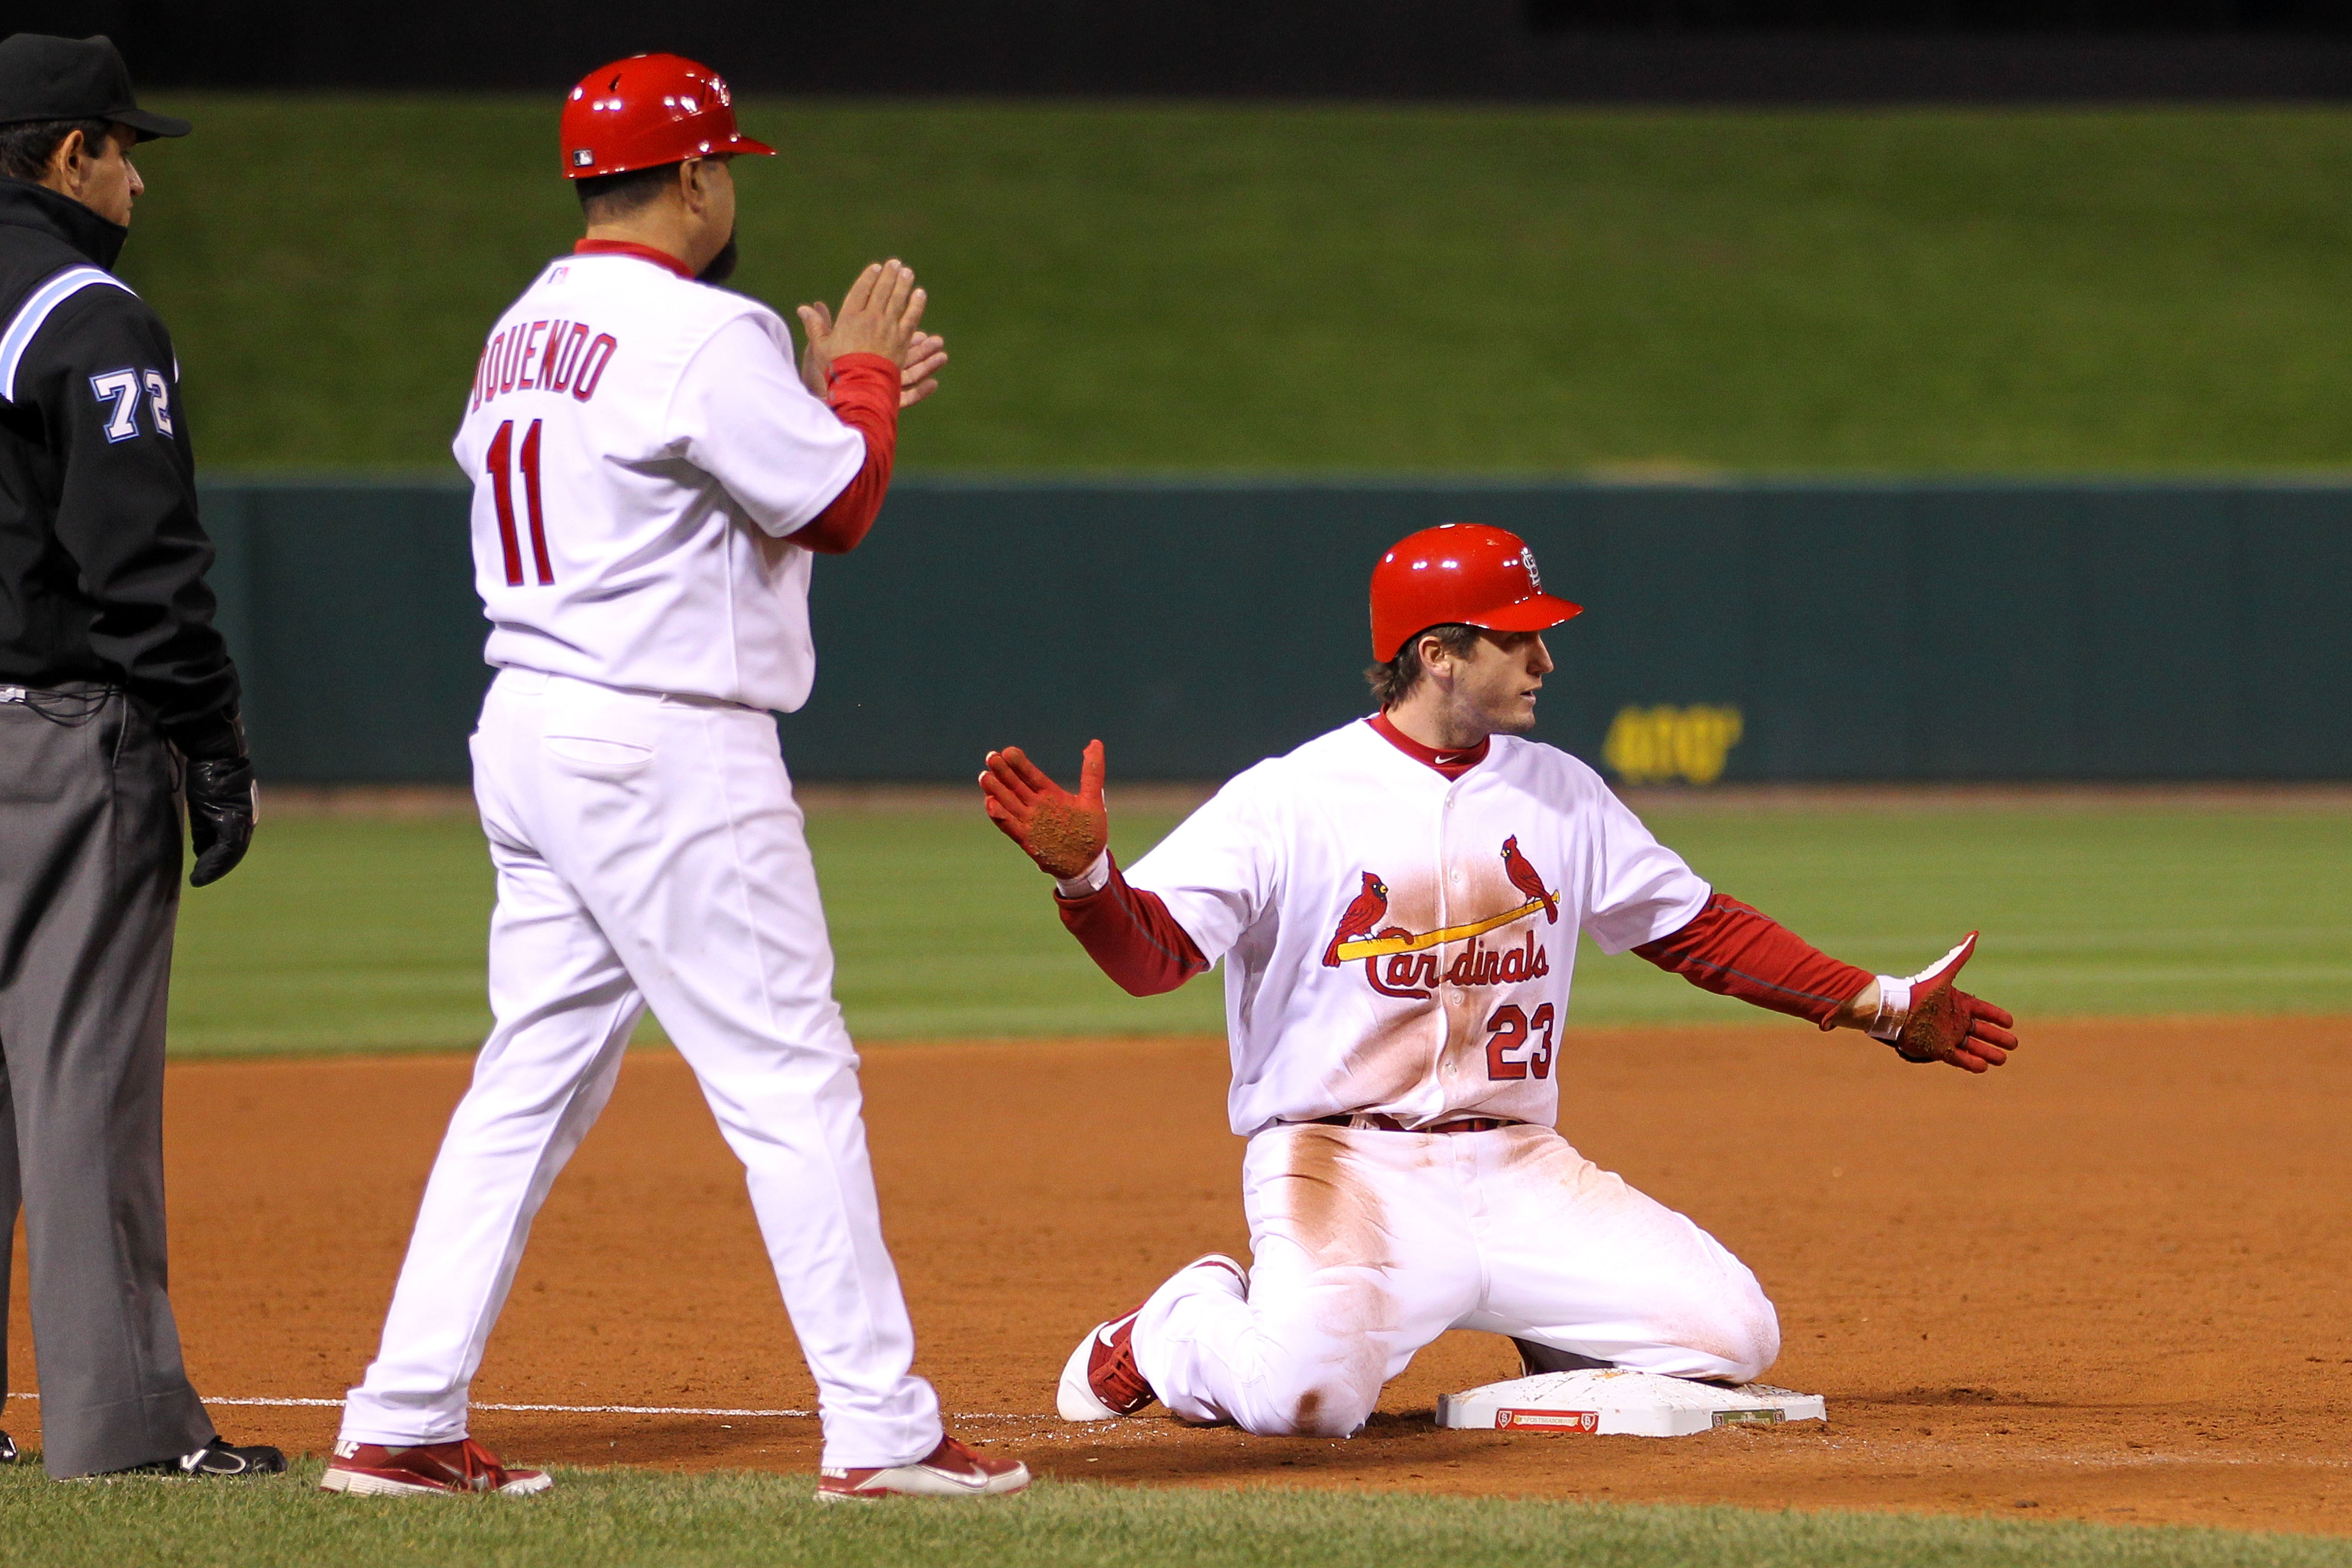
left=171, top=710, right=257, bottom=887
left=796, top=259, right=945, bottom=409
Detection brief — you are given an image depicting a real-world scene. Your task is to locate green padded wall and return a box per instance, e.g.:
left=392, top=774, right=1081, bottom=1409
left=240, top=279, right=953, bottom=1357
left=197, top=478, right=2352, bottom=785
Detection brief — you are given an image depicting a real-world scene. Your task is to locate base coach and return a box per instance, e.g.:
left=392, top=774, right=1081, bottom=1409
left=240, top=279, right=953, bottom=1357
left=0, top=34, right=278, bottom=1479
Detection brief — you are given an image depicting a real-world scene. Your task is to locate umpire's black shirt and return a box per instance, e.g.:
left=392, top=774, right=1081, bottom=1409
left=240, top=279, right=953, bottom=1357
left=0, top=175, right=235, bottom=734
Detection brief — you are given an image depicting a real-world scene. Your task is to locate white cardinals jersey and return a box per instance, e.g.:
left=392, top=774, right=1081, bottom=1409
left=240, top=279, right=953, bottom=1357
left=1126, top=719, right=1710, bottom=1136
left=453, top=250, right=865, bottom=711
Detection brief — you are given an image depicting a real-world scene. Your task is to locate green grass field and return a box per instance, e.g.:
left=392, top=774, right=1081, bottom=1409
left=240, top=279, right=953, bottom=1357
left=3, top=1464, right=2348, bottom=1568
left=114, top=99, right=2352, bottom=476
left=164, top=804, right=2352, bottom=1055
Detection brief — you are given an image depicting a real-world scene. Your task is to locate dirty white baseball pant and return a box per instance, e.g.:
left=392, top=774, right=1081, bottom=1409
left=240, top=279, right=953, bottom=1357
left=340, top=669, right=943, bottom=1469
left=1133, top=1122, right=1777, bottom=1438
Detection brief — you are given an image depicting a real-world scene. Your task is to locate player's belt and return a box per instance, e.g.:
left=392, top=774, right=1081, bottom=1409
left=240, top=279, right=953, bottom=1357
left=1306, top=1113, right=1519, bottom=1135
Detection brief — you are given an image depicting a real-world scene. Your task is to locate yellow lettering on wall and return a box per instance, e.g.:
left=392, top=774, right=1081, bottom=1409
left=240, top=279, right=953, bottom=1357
left=1601, top=704, right=1746, bottom=786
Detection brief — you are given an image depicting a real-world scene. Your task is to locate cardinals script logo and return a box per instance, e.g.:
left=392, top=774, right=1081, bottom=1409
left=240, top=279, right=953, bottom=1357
left=1323, top=837, right=1558, bottom=1000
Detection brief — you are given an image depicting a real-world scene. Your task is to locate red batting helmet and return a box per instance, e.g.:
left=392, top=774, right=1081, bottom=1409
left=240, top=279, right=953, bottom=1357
left=1369, top=523, right=1583, bottom=661
left=560, top=54, right=776, bottom=180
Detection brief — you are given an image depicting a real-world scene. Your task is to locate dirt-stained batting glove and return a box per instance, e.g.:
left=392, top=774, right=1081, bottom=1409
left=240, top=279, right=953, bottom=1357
left=979, top=740, right=1108, bottom=880
left=1868, top=933, right=2018, bottom=1072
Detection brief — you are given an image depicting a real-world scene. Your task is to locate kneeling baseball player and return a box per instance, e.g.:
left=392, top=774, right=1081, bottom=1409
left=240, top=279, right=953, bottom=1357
left=980, top=523, right=2017, bottom=1439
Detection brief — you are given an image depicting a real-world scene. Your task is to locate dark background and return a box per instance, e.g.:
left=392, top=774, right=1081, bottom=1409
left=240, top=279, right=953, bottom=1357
left=25, top=2, right=2352, bottom=101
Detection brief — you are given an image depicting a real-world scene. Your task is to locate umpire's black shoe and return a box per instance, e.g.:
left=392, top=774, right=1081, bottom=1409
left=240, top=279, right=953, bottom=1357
left=116, top=1438, right=287, bottom=1477
left=0, top=1430, right=16, bottom=1463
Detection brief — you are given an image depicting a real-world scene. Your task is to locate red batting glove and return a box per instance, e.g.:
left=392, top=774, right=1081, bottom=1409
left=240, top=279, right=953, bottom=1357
left=979, top=740, right=1109, bottom=880
left=1874, top=932, right=2019, bottom=1073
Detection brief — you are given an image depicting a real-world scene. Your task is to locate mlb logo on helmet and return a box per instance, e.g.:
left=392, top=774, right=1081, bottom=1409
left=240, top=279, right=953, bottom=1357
left=572, top=148, right=594, bottom=167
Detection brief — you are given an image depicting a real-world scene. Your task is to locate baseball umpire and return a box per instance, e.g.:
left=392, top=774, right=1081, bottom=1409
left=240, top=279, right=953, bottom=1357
left=0, top=34, right=279, bottom=1478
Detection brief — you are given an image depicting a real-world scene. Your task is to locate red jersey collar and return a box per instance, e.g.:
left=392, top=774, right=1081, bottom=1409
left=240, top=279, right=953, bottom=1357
left=572, top=238, right=696, bottom=280
left=1368, top=711, right=1489, bottom=779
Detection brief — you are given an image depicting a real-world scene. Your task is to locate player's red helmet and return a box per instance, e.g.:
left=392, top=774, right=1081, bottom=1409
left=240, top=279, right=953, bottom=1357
left=560, top=54, right=776, bottom=180
left=1369, top=523, right=1583, bottom=661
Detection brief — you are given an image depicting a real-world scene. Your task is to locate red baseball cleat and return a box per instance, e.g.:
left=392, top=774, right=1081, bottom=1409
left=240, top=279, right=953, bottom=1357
left=1057, top=1253, right=1245, bottom=1421
left=815, top=1434, right=1030, bottom=1501
left=319, top=1436, right=552, bottom=1496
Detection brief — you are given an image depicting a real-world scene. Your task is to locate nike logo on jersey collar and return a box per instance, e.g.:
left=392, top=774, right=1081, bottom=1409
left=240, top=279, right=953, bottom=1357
left=1366, top=711, right=1490, bottom=777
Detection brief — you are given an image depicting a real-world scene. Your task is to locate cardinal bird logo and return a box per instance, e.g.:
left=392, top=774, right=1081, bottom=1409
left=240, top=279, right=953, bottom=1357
left=1322, top=872, right=1390, bottom=967
left=1501, top=836, right=1558, bottom=923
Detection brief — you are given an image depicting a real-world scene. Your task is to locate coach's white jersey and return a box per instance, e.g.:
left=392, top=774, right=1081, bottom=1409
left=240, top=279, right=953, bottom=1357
left=1127, top=720, right=1710, bottom=1136
left=453, top=250, right=865, bottom=711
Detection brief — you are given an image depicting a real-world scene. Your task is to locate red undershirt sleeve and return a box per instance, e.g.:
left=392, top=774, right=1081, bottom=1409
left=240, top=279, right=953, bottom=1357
left=791, top=352, right=899, bottom=555
left=1055, top=856, right=1212, bottom=997
left=1632, top=892, right=1875, bottom=1030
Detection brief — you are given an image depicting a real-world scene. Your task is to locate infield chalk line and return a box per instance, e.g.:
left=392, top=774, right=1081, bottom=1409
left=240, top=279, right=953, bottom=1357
left=3, top=1393, right=1039, bottom=1421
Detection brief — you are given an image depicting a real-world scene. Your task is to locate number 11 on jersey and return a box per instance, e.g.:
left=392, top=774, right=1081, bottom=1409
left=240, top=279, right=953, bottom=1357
left=487, top=418, right=555, bottom=587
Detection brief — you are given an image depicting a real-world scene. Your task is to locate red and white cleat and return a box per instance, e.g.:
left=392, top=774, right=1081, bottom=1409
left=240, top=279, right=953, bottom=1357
left=815, top=1434, right=1030, bottom=1501
left=319, top=1436, right=552, bottom=1496
left=1056, top=1253, right=1245, bottom=1421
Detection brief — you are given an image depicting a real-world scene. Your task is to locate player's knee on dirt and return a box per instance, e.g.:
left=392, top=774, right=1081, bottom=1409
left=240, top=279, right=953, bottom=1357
left=1270, top=1382, right=1373, bottom=1438
left=1613, top=1275, right=1780, bottom=1384
left=1236, top=1360, right=1384, bottom=1439
left=1700, top=1282, right=1781, bottom=1382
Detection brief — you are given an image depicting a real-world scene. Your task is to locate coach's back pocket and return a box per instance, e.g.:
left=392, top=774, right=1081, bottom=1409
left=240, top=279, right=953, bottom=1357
left=539, top=677, right=662, bottom=778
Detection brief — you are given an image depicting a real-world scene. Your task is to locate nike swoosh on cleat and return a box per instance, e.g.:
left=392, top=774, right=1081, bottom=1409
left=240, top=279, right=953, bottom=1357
left=926, top=1468, right=989, bottom=1491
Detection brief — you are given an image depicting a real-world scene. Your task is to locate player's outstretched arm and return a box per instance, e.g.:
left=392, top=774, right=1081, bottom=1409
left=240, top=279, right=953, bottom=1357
left=1635, top=895, right=2017, bottom=1074
left=1838, top=933, right=2019, bottom=1074
left=980, top=740, right=1108, bottom=879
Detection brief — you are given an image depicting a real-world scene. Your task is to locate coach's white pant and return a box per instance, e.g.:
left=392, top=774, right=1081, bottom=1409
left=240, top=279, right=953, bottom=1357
left=1133, top=1122, right=1778, bottom=1438
left=340, top=670, right=943, bottom=1469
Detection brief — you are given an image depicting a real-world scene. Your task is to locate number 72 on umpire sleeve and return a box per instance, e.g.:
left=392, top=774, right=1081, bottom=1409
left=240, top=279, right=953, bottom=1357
left=1485, top=1003, right=1556, bottom=1080
left=486, top=418, right=555, bottom=587
left=89, top=368, right=173, bottom=442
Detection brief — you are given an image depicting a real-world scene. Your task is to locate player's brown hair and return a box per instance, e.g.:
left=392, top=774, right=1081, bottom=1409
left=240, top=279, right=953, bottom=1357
left=0, top=118, right=116, bottom=184
left=1364, top=623, right=1484, bottom=709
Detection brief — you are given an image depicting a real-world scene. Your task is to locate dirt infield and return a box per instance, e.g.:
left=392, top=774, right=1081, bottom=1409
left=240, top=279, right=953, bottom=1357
left=8, top=1018, right=2351, bottom=1534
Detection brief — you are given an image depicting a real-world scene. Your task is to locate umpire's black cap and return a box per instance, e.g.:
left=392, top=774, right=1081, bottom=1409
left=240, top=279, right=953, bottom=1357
left=0, top=34, right=189, bottom=140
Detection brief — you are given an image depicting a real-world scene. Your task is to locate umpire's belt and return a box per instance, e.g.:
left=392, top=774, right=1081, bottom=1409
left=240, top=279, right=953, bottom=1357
left=1306, top=1113, right=1519, bottom=1134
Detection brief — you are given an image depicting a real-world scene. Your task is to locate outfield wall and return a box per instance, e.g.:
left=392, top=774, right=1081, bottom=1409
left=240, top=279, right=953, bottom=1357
left=199, top=479, right=2352, bottom=786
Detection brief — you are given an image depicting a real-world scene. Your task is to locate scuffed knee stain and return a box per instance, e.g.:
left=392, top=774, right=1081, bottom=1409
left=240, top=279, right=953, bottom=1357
left=1293, top=1388, right=1323, bottom=1432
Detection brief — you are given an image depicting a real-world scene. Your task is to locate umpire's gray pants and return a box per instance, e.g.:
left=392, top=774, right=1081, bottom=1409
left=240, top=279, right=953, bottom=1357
left=0, top=685, right=213, bottom=1477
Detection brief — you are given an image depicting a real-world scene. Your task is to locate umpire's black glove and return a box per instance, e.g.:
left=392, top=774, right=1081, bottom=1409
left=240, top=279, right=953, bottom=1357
left=168, top=708, right=257, bottom=887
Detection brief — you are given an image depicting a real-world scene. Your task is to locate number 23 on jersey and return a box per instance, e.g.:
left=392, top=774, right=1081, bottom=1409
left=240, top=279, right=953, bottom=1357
left=1486, top=1003, right=1556, bottom=1080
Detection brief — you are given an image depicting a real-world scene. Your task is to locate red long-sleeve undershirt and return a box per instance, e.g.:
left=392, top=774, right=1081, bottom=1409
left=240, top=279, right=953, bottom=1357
left=1055, top=717, right=1874, bottom=1022
left=791, top=352, right=900, bottom=554
left=1630, top=892, right=1873, bottom=1029
left=1056, top=858, right=1211, bottom=997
